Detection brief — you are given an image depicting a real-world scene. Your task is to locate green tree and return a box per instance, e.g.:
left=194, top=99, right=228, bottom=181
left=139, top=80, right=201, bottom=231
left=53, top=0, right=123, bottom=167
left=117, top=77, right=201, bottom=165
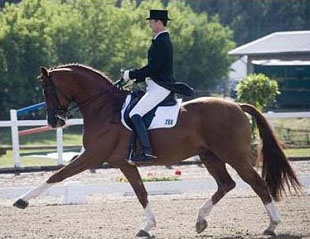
left=161, top=1, right=235, bottom=92
left=0, top=0, right=235, bottom=119
left=0, top=1, right=58, bottom=119
left=183, top=15, right=234, bottom=90
left=185, top=0, right=310, bottom=45
left=236, top=73, right=280, bottom=111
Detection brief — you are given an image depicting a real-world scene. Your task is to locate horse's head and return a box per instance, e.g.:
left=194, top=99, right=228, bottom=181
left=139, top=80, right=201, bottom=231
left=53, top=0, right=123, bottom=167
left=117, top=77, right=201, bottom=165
left=38, top=67, right=69, bottom=128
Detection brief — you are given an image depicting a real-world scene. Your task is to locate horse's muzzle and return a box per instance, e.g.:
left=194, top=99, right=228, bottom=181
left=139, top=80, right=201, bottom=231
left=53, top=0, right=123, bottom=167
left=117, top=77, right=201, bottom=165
left=47, top=112, right=66, bottom=128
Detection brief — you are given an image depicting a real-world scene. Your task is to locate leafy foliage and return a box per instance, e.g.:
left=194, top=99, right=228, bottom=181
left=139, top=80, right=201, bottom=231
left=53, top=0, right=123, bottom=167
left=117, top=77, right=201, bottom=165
left=186, top=0, right=310, bottom=45
left=0, top=0, right=235, bottom=119
left=236, top=73, right=280, bottom=111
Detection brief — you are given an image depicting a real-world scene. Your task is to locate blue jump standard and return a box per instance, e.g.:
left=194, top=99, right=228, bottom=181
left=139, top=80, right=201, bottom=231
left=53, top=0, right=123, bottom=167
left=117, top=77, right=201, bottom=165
left=17, top=102, right=46, bottom=115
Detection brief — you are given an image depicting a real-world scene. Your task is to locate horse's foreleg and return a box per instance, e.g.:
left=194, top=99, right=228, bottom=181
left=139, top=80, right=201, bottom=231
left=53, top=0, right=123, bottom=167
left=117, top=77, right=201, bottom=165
left=196, top=152, right=236, bottom=234
left=13, top=182, right=52, bottom=209
left=13, top=151, right=97, bottom=209
left=120, top=165, right=156, bottom=237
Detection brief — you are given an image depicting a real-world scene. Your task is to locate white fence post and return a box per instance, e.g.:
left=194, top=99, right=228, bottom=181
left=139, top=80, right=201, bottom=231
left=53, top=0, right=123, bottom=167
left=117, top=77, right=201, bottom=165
left=10, top=109, right=21, bottom=167
left=1, top=117, right=83, bottom=168
left=265, top=111, right=275, bottom=129
left=56, top=127, right=63, bottom=165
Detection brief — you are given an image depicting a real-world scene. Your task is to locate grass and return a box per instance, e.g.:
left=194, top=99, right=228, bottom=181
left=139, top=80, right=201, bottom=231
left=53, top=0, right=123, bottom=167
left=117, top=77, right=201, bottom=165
left=274, top=118, right=310, bottom=130
left=0, top=149, right=77, bottom=167
left=273, top=118, right=310, bottom=146
left=1, top=151, right=58, bottom=167
left=0, top=125, right=83, bottom=145
left=284, top=148, right=310, bottom=158
left=0, top=125, right=82, bottom=168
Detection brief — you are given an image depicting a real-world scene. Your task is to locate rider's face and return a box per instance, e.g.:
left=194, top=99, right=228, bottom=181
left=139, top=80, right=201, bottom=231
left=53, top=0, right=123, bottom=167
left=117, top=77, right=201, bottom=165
left=149, top=19, right=163, bottom=34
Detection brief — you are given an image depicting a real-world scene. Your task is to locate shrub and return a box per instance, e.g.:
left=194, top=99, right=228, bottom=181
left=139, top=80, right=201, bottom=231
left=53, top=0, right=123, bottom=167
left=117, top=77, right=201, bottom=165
left=236, top=73, right=280, bottom=111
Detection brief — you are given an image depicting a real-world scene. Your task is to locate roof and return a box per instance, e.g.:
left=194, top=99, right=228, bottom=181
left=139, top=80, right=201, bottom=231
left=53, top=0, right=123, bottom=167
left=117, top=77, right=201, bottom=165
left=229, top=31, right=310, bottom=56
left=252, top=59, right=310, bottom=66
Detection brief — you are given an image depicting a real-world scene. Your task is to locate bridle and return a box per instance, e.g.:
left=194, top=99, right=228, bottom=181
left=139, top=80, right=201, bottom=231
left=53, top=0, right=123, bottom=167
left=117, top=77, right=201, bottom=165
left=41, top=74, right=71, bottom=121
left=40, top=73, right=124, bottom=121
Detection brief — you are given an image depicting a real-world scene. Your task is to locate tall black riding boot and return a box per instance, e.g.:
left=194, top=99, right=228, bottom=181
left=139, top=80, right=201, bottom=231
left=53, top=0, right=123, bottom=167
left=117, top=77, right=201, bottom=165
left=128, top=114, right=156, bottom=164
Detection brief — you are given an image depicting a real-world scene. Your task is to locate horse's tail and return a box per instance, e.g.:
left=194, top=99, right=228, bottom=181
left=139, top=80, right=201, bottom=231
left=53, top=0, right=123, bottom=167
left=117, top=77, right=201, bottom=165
left=240, top=103, right=302, bottom=201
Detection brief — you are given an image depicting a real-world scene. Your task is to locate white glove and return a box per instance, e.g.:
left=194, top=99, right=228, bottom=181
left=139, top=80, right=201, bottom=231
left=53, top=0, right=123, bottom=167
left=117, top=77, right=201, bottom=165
left=123, top=70, right=131, bottom=82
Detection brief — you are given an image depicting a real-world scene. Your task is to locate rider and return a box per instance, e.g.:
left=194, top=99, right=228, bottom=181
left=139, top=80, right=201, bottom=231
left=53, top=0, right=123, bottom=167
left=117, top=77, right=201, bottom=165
left=123, top=9, right=193, bottom=164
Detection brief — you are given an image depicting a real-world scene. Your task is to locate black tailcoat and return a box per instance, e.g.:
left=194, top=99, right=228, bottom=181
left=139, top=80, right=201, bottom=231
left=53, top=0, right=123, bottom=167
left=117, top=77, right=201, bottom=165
left=129, top=32, right=193, bottom=96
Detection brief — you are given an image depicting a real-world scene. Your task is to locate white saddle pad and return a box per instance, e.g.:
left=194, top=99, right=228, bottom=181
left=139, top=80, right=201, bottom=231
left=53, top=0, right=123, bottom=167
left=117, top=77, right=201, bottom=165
left=121, top=95, right=182, bottom=130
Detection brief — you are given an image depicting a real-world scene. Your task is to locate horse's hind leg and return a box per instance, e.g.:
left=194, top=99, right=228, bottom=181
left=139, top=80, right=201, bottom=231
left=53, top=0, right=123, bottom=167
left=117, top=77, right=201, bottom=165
left=230, top=159, right=280, bottom=236
left=196, top=151, right=236, bottom=234
left=13, top=151, right=98, bottom=209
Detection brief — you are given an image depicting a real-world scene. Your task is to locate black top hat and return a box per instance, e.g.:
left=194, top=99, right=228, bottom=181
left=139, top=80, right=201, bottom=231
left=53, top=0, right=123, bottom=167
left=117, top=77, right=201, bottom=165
left=146, top=9, right=171, bottom=21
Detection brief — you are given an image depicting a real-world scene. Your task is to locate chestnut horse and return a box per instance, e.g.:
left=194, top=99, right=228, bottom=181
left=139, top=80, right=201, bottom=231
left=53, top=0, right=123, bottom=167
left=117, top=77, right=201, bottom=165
left=14, top=64, right=301, bottom=238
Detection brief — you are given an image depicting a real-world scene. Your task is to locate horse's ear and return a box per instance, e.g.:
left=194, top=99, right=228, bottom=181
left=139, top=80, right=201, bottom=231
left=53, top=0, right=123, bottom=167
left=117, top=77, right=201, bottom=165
left=41, top=67, right=49, bottom=77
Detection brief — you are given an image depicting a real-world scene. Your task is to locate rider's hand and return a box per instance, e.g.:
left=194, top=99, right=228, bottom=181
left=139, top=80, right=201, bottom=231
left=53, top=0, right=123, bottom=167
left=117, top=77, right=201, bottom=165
left=123, top=70, right=135, bottom=86
left=123, top=70, right=131, bottom=82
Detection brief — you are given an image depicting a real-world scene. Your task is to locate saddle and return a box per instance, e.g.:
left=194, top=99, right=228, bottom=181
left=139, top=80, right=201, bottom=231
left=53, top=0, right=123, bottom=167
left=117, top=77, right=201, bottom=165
left=121, top=90, right=182, bottom=161
left=121, top=90, right=182, bottom=130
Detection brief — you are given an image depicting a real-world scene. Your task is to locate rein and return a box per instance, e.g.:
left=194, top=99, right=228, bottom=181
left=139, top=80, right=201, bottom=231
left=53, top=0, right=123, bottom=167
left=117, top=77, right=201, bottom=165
left=65, top=77, right=128, bottom=117
left=66, top=91, right=107, bottom=118
left=43, top=74, right=125, bottom=120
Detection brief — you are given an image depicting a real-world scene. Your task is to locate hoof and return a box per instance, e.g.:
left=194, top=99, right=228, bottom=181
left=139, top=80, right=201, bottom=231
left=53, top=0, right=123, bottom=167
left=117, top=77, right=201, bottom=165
left=136, top=230, right=155, bottom=238
left=263, top=229, right=277, bottom=238
left=196, top=219, right=208, bottom=234
left=13, top=199, right=29, bottom=209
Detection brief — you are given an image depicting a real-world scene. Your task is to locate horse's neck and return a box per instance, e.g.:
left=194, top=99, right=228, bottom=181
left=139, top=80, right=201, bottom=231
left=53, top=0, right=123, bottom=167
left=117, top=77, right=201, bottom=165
left=74, top=76, right=126, bottom=123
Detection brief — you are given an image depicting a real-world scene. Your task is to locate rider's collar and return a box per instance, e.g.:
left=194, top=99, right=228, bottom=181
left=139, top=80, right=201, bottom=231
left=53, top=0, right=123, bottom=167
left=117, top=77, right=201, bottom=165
left=153, top=30, right=168, bottom=40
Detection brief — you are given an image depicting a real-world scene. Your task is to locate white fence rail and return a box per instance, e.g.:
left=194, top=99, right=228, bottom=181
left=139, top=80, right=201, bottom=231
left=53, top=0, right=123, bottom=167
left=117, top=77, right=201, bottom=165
left=0, top=109, right=83, bottom=168
left=0, top=109, right=310, bottom=168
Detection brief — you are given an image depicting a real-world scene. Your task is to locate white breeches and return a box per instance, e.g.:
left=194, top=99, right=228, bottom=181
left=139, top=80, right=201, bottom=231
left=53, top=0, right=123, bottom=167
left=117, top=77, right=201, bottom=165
left=129, top=79, right=171, bottom=117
